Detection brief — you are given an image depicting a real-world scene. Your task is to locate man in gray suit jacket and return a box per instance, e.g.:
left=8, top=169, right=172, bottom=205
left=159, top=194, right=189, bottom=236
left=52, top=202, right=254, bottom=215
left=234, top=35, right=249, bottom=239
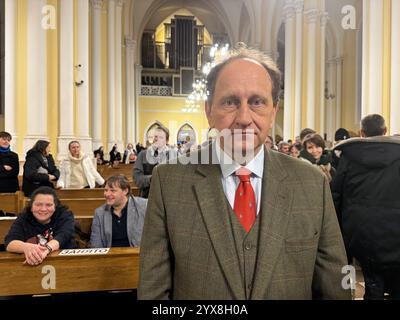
left=138, top=43, right=351, bottom=300
left=90, top=174, right=147, bottom=248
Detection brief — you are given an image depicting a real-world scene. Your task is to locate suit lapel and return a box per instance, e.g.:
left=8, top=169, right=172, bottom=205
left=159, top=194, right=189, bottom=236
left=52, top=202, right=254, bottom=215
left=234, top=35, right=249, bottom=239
left=194, top=163, right=246, bottom=300
left=103, top=207, right=113, bottom=247
left=251, top=150, right=292, bottom=299
left=126, top=197, right=137, bottom=246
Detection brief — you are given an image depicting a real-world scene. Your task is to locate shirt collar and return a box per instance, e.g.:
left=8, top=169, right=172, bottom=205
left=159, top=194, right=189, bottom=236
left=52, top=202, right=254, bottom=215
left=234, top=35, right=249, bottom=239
left=215, top=138, right=264, bottom=179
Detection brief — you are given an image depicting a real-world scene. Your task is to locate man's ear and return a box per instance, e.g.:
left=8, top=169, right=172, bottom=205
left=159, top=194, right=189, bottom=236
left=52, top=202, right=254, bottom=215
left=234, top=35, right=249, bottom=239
left=360, top=130, right=366, bottom=137
left=205, top=101, right=213, bottom=127
left=383, top=127, right=387, bottom=135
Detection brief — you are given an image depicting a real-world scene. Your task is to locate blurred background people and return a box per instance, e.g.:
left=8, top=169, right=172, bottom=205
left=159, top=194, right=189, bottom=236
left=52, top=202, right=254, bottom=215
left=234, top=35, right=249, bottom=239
left=22, top=140, right=60, bottom=197
left=134, top=126, right=172, bottom=198
left=0, top=131, right=19, bottom=193
left=300, top=133, right=335, bottom=183
left=109, top=144, right=122, bottom=167
left=123, top=143, right=137, bottom=164
left=57, top=141, right=105, bottom=189
left=94, top=146, right=106, bottom=165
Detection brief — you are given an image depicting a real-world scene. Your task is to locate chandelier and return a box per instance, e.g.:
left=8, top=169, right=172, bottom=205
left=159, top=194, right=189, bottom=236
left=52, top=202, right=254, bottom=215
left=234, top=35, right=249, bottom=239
left=182, top=43, right=230, bottom=113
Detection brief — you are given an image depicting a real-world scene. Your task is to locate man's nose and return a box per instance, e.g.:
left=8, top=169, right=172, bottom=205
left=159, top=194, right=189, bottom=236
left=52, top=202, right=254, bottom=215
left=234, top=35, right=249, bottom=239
left=235, top=104, right=253, bottom=127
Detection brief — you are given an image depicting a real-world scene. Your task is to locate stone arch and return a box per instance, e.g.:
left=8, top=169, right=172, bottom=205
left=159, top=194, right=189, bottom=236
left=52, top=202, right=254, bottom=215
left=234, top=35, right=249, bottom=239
left=131, top=0, right=235, bottom=63
left=176, top=121, right=198, bottom=145
left=143, top=120, right=166, bottom=146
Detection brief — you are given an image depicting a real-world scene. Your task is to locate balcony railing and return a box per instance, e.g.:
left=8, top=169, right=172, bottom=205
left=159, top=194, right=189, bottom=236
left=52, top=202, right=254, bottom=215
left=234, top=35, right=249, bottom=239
left=140, top=85, right=172, bottom=97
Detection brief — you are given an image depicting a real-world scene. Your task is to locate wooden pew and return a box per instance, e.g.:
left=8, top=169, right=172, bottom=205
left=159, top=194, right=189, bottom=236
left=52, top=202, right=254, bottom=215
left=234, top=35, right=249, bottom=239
left=56, top=187, right=140, bottom=198
left=97, top=163, right=137, bottom=187
left=59, top=198, right=105, bottom=216
left=1, top=216, right=94, bottom=246
left=0, top=192, right=22, bottom=214
left=57, top=188, right=105, bottom=199
left=0, top=247, right=139, bottom=296
left=0, top=218, right=15, bottom=246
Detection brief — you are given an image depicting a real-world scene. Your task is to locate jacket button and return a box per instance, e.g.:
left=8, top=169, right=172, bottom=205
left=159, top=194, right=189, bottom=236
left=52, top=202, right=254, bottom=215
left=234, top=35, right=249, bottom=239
left=245, top=243, right=252, bottom=250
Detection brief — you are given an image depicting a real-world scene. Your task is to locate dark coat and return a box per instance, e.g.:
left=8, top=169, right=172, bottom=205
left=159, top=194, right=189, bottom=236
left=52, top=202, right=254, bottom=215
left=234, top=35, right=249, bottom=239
left=4, top=207, right=75, bottom=249
left=22, top=150, right=60, bottom=196
left=0, top=150, right=20, bottom=193
left=331, top=136, right=400, bottom=269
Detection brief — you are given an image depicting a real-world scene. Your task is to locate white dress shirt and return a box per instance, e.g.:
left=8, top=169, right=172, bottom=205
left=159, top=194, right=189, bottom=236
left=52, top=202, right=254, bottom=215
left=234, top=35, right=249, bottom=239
left=215, top=139, right=264, bottom=215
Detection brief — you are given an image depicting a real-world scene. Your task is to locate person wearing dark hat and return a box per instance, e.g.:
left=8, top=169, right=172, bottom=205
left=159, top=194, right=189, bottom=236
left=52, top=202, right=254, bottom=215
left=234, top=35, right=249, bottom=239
left=331, top=128, right=350, bottom=170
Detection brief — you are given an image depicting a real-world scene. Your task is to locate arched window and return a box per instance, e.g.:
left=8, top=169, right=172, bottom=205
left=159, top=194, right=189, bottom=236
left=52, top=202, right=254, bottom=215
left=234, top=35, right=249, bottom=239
left=177, top=123, right=196, bottom=145
left=145, top=121, right=166, bottom=145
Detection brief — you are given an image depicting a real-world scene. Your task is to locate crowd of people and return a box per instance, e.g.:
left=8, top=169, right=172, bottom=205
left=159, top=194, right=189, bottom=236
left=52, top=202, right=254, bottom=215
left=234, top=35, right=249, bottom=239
left=1, top=46, right=400, bottom=300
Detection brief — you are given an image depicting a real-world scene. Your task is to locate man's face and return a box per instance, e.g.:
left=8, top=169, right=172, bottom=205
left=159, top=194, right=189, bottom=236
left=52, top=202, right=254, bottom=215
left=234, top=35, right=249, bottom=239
left=104, top=184, right=128, bottom=208
left=205, top=59, right=278, bottom=160
left=153, top=130, right=167, bottom=149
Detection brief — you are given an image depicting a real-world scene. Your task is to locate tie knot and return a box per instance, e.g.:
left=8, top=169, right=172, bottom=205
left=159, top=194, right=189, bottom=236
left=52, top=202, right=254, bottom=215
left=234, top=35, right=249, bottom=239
left=235, top=167, right=251, bottom=182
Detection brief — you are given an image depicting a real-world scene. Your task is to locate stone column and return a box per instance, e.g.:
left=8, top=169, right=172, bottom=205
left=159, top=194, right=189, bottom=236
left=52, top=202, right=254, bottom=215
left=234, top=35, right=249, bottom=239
left=4, top=0, right=17, bottom=149
left=135, top=64, right=142, bottom=143
left=114, top=0, right=124, bottom=150
left=91, top=0, right=104, bottom=150
left=24, top=0, right=48, bottom=154
left=107, top=0, right=116, bottom=151
left=125, top=38, right=136, bottom=144
left=390, top=0, right=400, bottom=135
left=335, top=57, right=343, bottom=129
left=304, top=9, right=319, bottom=130
left=293, top=0, right=303, bottom=138
left=319, top=13, right=328, bottom=136
left=76, top=0, right=92, bottom=155
left=57, top=0, right=74, bottom=160
left=283, top=2, right=295, bottom=140
left=326, top=59, right=337, bottom=142
left=361, top=0, right=383, bottom=116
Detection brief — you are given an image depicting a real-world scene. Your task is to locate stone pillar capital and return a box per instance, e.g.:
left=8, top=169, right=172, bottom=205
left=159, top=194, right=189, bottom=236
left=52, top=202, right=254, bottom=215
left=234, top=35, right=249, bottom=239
left=304, top=9, right=319, bottom=24
left=91, top=0, right=105, bottom=10
left=294, top=0, right=304, bottom=14
left=320, top=12, right=329, bottom=28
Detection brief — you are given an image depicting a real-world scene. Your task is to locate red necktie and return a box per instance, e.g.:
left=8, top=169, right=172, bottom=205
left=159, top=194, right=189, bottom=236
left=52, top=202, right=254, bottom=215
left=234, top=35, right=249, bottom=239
left=233, top=167, right=256, bottom=232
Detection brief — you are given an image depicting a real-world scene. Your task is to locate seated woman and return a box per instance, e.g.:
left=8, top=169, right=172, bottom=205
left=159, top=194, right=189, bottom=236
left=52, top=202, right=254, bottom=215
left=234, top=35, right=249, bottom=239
left=90, top=174, right=147, bottom=248
left=57, top=141, right=105, bottom=189
left=109, top=144, right=122, bottom=167
left=22, top=140, right=60, bottom=197
left=300, top=133, right=335, bottom=183
left=94, top=146, right=106, bottom=165
left=122, top=143, right=137, bottom=164
left=0, top=131, right=20, bottom=193
left=4, top=186, right=75, bottom=266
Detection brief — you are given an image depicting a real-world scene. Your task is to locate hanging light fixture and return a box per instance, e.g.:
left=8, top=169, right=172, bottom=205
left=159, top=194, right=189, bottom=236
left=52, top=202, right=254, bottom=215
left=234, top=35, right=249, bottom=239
left=183, top=43, right=229, bottom=113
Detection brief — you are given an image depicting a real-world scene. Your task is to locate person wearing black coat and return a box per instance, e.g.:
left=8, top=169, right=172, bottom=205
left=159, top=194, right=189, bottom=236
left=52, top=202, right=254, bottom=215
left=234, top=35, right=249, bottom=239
left=0, top=131, right=20, bottom=193
left=331, top=114, right=400, bottom=300
left=109, top=144, right=121, bottom=166
left=22, top=140, right=60, bottom=197
left=5, top=186, right=75, bottom=265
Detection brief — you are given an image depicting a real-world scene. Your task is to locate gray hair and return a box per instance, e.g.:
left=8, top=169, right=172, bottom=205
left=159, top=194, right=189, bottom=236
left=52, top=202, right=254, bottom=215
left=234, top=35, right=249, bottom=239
left=206, top=42, right=282, bottom=107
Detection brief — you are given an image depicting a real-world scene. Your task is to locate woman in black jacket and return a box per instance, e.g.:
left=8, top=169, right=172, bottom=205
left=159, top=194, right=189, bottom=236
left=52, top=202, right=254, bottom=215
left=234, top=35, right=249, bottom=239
left=0, top=131, right=20, bottom=193
left=5, top=186, right=75, bottom=265
left=22, top=140, right=60, bottom=196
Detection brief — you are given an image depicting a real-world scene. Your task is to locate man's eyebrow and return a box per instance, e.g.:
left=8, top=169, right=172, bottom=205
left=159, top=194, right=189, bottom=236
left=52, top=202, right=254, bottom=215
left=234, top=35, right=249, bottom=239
left=218, top=94, right=239, bottom=101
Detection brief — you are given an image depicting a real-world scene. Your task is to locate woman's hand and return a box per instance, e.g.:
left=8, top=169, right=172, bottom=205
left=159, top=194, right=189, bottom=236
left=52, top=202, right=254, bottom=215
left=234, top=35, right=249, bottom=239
left=23, top=243, right=49, bottom=266
left=3, top=165, right=12, bottom=171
